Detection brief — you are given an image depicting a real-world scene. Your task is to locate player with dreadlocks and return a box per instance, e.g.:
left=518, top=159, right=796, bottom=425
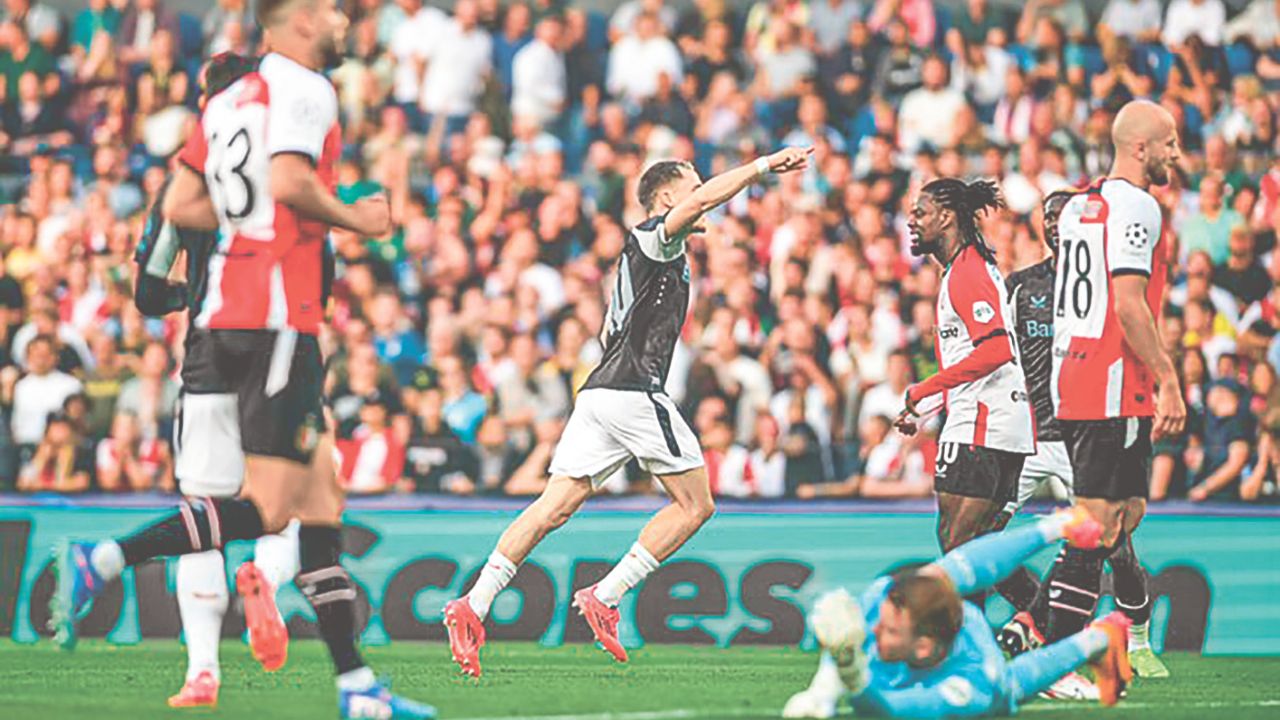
left=895, top=178, right=1036, bottom=610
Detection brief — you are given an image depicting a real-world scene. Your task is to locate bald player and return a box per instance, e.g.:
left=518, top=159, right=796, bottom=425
left=1038, top=100, right=1186, bottom=678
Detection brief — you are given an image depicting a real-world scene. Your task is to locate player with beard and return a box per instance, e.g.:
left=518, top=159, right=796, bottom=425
left=997, top=188, right=1171, bottom=699
left=51, top=2, right=434, bottom=717
left=1029, top=100, right=1185, bottom=683
left=895, top=179, right=1036, bottom=607
left=132, top=51, right=307, bottom=709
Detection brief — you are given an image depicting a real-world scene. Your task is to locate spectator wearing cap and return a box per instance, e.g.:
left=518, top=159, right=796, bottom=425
left=96, top=410, right=172, bottom=492
left=1163, top=0, right=1227, bottom=48
left=5, top=334, right=81, bottom=458
left=897, top=55, right=966, bottom=154
left=17, top=410, right=92, bottom=492
left=337, top=391, right=405, bottom=495
left=607, top=10, right=683, bottom=108
left=512, top=14, right=566, bottom=127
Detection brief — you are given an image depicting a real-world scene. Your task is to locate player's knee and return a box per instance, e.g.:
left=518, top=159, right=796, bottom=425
left=687, top=494, right=716, bottom=527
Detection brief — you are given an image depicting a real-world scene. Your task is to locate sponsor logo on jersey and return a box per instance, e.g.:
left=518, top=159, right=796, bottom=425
left=1010, top=389, right=1029, bottom=403
left=938, top=325, right=960, bottom=339
left=1083, top=198, right=1105, bottom=220
left=972, top=301, right=995, bottom=324
left=1024, top=319, right=1053, bottom=338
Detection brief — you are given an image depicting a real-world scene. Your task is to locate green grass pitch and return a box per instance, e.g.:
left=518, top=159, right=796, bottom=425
left=1, top=640, right=1277, bottom=719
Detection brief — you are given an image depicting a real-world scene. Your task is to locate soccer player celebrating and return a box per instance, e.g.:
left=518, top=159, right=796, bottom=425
left=51, top=2, right=434, bottom=717
left=132, top=52, right=303, bottom=708
left=781, top=509, right=1132, bottom=718
left=443, top=148, right=813, bottom=677
left=895, top=179, right=1036, bottom=592
left=1036, top=99, right=1186, bottom=680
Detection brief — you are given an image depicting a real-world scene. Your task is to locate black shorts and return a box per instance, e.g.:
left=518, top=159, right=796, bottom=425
left=183, top=328, right=325, bottom=464
left=933, top=442, right=1026, bottom=503
left=1062, top=418, right=1153, bottom=501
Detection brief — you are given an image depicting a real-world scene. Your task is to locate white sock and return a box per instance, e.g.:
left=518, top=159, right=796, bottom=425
left=176, top=550, right=229, bottom=682
left=467, top=551, right=518, bottom=620
left=90, top=540, right=125, bottom=582
left=1128, top=620, right=1151, bottom=651
left=337, top=666, right=376, bottom=691
left=594, top=542, right=660, bottom=608
left=254, top=521, right=301, bottom=590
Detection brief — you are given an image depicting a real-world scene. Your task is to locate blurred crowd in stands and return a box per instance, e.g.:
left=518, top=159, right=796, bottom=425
left=0, top=0, right=1278, bottom=504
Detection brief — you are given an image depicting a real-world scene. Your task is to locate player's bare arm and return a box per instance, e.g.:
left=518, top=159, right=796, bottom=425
left=663, top=146, right=812, bottom=237
left=162, top=163, right=219, bottom=231
left=270, top=153, right=390, bottom=238
left=1112, top=274, right=1185, bottom=439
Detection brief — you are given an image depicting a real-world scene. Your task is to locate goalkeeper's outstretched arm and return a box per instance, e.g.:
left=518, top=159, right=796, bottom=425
left=929, top=513, right=1083, bottom=596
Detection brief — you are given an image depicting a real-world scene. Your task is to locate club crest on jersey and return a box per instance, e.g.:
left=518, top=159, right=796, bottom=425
left=1124, top=222, right=1149, bottom=250
left=682, top=264, right=691, bottom=282
left=1083, top=199, right=1105, bottom=220
left=971, top=301, right=995, bottom=324
left=1030, top=294, right=1048, bottom=309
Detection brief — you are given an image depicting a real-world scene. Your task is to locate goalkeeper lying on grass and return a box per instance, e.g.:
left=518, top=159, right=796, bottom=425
left=784, top=509, right=1132, bottom=718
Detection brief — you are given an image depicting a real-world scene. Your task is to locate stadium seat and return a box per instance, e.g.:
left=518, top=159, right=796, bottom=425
left=586, top=11, right=609, bottom=53
left=1078, top=45, right=1107, bottom=80
left=178, top=13, right=203, bottom=61
left=1224, top=43, right=1257, bottom=79
left=1140, top=43, right=1173, bottom=90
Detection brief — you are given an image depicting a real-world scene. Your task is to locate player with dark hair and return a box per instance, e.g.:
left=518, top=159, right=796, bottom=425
left=443, top=147, right=813, bottom=678
left=781, top=509, right=1133, bottom=718
left=895, top=179, right=1036, bottom=606
left=51, top=1, right=434, bottom=717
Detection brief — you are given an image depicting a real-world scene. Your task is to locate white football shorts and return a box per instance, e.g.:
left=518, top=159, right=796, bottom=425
left=549, top=388, right=704, bottom=487
left=1004, top=439, right=1074, bottom=514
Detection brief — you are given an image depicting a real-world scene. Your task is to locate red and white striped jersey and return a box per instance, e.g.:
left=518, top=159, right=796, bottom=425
left=178, top=52, right=341, bottom=336
left=935, top=245, right=1036, bottom=453
left=1051, top=179, right=1166, bottom=420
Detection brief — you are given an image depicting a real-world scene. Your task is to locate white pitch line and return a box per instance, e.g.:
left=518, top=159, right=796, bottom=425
left=456, top=699, right=1280, bottom=720
left=1021, top=699, right=1280, bottom=712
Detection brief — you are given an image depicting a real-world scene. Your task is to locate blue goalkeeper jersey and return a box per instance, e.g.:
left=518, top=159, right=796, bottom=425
left=853, top=577, right=1016, bottom=717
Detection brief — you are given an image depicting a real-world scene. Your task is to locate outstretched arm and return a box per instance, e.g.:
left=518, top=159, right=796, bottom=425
left=929, top=513, right=1078, bottom=596
left=663, top=146, right=812, bottom=238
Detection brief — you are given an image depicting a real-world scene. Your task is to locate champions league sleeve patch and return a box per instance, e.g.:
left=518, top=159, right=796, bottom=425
left=1124, top=222, right=1149, bottom=250
left=971, top=301, right=995, bottom=324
